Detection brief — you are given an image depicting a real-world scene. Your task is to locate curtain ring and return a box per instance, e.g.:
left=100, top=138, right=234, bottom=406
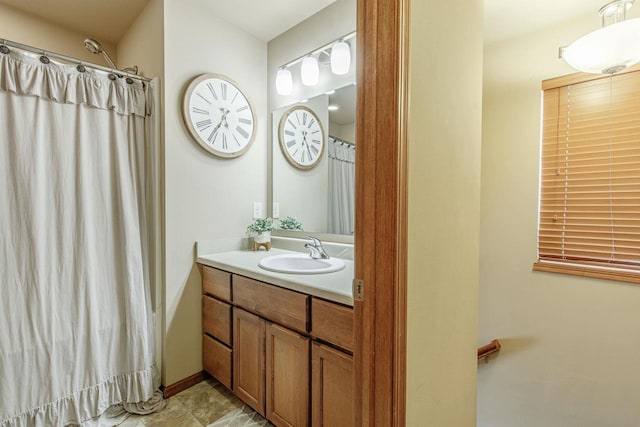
left=39, top=51, right=50, bottom=64
left=0, top=45, right=9, bottom=54
left=108, top=73, right=117, bottom=81
left=126, top=77, right=134, bottom=85
left=76, top=64, right=86, bottom=73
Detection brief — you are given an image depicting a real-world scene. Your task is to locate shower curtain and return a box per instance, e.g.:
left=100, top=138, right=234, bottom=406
left=327, top=138, right=355, bottom=235
left=0, top=50, right=160, bottom=426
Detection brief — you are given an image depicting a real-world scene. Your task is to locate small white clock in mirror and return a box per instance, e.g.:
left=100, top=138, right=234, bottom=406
left=278, top=105, right=325, bottom=170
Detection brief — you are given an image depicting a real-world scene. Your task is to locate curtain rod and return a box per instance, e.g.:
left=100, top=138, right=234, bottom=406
left=0, top=37, right=152, bottom=83
left=329, top=135, right=355, bottom=147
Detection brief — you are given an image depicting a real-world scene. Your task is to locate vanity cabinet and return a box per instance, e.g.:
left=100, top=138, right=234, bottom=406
left=311, top=342, right=353, bottom=427
left=233, top=307, right=266, bottom=416
left=200, top=264, right=353, bottom=427
left=266, top=322, right=310, bottom=426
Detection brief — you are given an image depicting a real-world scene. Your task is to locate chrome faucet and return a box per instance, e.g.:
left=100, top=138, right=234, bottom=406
left=305, top=236, right=330, bottom=259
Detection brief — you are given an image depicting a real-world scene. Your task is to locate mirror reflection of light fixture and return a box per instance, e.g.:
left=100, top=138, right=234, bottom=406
left=275, top=31, right=356, bottom=95
left=560, top=0, right=640, bottom=74
left=276, top=67, right=293, bottom=95
left=328, top=104, right=340, bottom=111
left=301, top=55, right=320, bottom=86
left=330, top=40, right=351, bottom=75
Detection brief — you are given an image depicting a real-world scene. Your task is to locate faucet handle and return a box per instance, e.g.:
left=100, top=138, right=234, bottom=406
left=306, top=236, right=322, bottom=246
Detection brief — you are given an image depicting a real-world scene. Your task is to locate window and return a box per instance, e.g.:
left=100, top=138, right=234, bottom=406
left=534, top=70, right=640, bottom=284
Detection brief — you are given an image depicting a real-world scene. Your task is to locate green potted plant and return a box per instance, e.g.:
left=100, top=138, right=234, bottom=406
left=246, top=217, right=274, bottom=243
left=278, top=216, right=303, bottom=231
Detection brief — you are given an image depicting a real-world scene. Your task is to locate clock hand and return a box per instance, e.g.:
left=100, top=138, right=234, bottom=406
left=305, top=140, right=313, bottom=159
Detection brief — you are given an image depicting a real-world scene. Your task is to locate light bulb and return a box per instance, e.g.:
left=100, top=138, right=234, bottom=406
left=276, top=67, right=293, bottom=95
left=301, top=55, right=319, bottom=86
left=330, top=40, right=351, bottom=75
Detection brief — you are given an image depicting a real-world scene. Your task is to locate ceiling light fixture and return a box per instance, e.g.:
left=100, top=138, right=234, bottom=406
left=560, top=0, right=640, bottom=74
left=301, top=55, right=320, bottom=86
left=276, top=67, right=293, bottom=95
left=330, top=40, right=351, bottom=75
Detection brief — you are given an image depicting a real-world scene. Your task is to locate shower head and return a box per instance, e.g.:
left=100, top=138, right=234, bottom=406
left=83, top=38, right=118, bottom=69
left=83, top=38, right=102, bottom=54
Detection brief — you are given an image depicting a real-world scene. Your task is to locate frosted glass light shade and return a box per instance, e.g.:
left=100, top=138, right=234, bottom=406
left=563, top=18, right=640, bottom=74
left=301, top=56, right=319, bottom=86
left=331, top=40, right=351, bottom=75
left=276, top=68, right=293, bottom=95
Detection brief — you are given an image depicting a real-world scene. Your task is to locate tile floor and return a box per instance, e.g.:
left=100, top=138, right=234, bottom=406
left=119, top=379, right=252, bottom=426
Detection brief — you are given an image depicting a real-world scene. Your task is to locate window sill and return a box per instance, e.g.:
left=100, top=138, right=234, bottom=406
left=533, top=260, right=640, bottom=285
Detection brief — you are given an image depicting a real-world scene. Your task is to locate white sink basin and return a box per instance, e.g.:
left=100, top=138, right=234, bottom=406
left=258, top=253, right=345, bottom=275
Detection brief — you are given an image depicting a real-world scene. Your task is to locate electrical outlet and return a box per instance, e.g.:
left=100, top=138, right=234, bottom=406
left=273, top=203, right=280, bottom=219
left=252, top=202, right=263, bottom=219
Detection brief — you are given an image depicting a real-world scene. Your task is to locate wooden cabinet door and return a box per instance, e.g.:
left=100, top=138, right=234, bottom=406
left=311, top=342, right=354, bottom=427
left=233, top=307, right=266, bottom=416
left=266, top=322, right=310, bottom=427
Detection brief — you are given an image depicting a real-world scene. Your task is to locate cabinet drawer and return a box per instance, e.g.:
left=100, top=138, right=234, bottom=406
left=233, top=275, right=309, bottom=332
left=203, top=295, right=232, bottom=346
left=311, top=298, right=353, bottom=352
left=202, top=265, right=231, bottom=302
left=203, top=334, right=232, bottom=389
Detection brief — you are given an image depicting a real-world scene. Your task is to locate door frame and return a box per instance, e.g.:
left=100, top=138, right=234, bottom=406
left=354, top=0, right=409, bottom=425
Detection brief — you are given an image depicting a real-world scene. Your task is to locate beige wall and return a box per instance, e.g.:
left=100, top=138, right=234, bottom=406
left=0, top=3, right=116, bottom=67
left=479, top=11, right=640, bottom=427
left=406, top=0, right=483, bottom=425
left=162, top=0, right=268, bottom=385
left=117, top=0, right=164, bottom=81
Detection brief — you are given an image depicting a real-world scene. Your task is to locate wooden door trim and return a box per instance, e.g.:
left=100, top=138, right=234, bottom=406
left=354, top=0, right=409, bottom=425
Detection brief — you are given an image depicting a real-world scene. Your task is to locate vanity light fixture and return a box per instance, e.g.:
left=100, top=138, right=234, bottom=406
left=560, top=0, right=640, bottom=74
left=276, top=67, right=293, bottom=95
left=275, top=31, right=356, bottom=95
left=330, top=40, right=351, bottom=75
left=301, top=55, right=320, bottom=86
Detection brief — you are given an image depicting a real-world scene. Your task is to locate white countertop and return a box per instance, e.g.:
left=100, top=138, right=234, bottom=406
left=197, top=248, right=354, bottom=306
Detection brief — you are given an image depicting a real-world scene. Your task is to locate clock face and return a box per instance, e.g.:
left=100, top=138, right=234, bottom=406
left=279, top=106, right=325, bottom=170
left=183, top=74, right=256, bottom=158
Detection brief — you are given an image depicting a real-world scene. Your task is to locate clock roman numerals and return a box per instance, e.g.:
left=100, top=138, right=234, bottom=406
left=196, top=119, right=212, bottom=131
left=221, top=82, right=228, bottom=101
left=207, top=82, right=218, bottom=100
left=192, top=107, right=209, bottom=115
left=196, top=92, right=211, bottom=105
left=236, top=126, right=249, bottom=140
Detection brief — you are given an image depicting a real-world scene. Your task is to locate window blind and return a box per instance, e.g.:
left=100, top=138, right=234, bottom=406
left=535, top=71, right=640, bottom=283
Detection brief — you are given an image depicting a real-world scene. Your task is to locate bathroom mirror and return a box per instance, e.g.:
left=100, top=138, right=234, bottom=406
left=267, top=0, right=356, bottom=242
left=271, top=83, right=356, bottom=238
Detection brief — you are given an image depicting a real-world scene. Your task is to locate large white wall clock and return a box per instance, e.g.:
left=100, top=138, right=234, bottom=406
left=278, top=105, right=325, bottom=170
left=182, top=73, right=256, bottom=158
